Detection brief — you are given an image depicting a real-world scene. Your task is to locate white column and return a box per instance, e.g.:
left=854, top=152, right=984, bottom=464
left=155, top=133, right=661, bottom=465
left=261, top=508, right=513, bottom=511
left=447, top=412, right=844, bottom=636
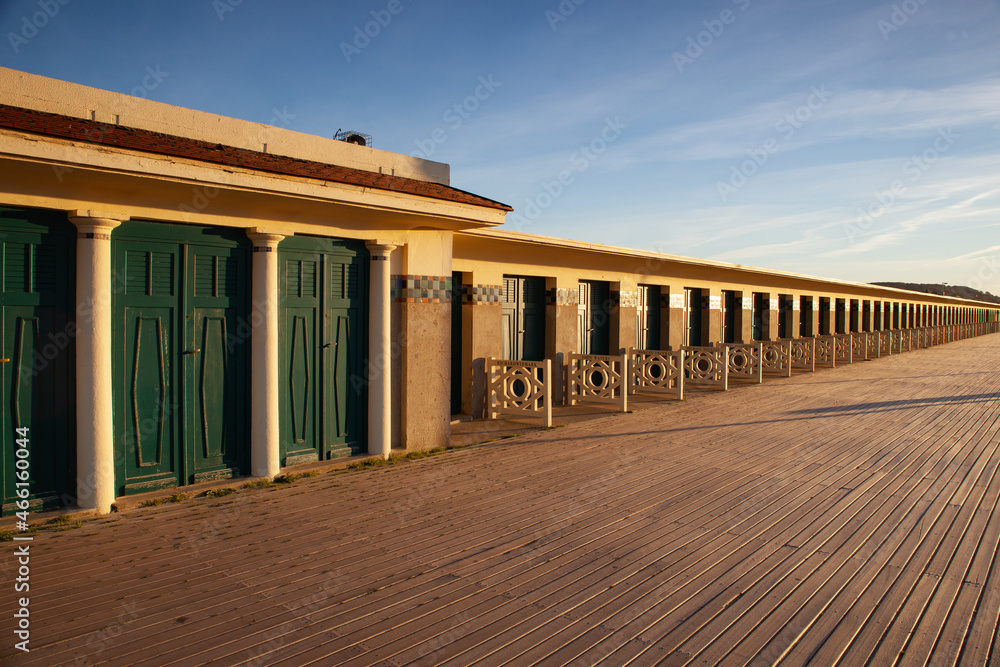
left=69, top=210, right=127, bottom=513
left=366, top=241, right=397, bottom=460
left=247, top=229, right=285, bottom=478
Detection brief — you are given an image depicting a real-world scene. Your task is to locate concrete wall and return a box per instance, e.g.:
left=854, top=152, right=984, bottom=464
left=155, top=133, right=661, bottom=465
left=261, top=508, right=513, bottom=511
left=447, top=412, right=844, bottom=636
left=399, top=233, right=453, bottom=451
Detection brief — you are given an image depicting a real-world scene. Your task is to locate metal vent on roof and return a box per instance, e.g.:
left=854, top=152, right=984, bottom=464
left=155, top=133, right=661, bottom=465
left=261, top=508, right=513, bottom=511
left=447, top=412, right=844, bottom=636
left=333, top=129, right=372, bottom=148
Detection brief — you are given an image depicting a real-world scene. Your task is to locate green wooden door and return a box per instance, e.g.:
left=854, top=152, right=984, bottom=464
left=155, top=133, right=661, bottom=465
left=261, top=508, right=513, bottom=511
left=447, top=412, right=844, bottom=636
left=279, top=237, right=366, bottom=465
left=501, top=276, right=545, bottom=361
left=779, top=295, right=791, bottom=339
left=113, top=222, right=250, bottom=495
left=577, top=280, right=610, bottom=355
left=578, top=281, right=591, bottom=354
left=637, top=284, right=662, bottom=350
left=324, top=247, right=365, bottom=457
left=722, top=290, right=737, bottom=344
left=684, top=288, right=703, bottom=347
left=116, top=240, right=179, bottom=493
left=753, top=293, right=766, bottom=341
left=0, top=209, right=75, bottom=515
left=186, top=245, right=249, bottom=482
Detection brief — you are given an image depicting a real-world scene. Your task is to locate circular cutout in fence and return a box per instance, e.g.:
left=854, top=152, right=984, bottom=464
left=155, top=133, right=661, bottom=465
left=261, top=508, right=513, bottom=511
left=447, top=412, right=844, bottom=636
left=589, top=369, right=609, bottom=390
left=648, top=361, right=664, bottom=379
left=732, top=352, right=748, bottom=369
left=696, top=357, right=712, bottom=373
left=510, top=377, right=529, bottom=400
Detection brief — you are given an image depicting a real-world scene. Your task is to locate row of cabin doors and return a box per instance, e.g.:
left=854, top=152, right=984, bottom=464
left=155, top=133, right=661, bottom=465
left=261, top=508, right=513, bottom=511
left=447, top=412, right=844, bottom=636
left=0, top=216, right=369, bottom=507
left=500, top=277, right=616, bottom=360
left=114, top=225, right=367, bottom=495
left=502, top=279, right=668, bottom=357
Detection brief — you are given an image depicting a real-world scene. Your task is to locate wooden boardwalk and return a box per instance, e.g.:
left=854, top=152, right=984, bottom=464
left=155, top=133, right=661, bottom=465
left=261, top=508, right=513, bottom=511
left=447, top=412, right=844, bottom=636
left=4, top=334, right=1000, bottom=666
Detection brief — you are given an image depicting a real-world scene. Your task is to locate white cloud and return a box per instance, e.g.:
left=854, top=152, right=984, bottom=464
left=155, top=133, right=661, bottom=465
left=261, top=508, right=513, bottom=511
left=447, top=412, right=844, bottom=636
left=945, top=244, right=1000, bottom=263
left=617, top=78, right=1000, bottom=163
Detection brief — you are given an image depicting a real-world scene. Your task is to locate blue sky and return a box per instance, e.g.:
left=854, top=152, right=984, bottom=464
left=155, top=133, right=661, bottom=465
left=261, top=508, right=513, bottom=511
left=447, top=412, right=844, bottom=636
left=3, top=0, right=1000, bottom=294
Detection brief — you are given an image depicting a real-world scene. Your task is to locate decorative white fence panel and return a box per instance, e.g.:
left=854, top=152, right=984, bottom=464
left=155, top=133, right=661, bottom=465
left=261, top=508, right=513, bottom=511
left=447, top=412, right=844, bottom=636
left=567, top=353, right=628, bottom=411
left=851, top=332, right=871, bottom=362
left=790, top=338, right=816, bottom=372
left=725, top=343, right=763, bottom=383
left=902, top=330, right=914, bottom=352
left=492, top=314, right=1000, bottom=424
left=682, top=346, right=728, bottom=391
left=890, top=330, right=903, bottom=355
left=872, top=332, right=884, bottom=359
left=487, top=358, right=553, bottom=428
left=835, top=334, right=853, bottom=365
left=815, top=336, right=836, bottom=368
left=761, top=340, right=792, bottom=377
left=629, top=348, right=684, bottom=400
left=875, top=329, right=892, bottom=357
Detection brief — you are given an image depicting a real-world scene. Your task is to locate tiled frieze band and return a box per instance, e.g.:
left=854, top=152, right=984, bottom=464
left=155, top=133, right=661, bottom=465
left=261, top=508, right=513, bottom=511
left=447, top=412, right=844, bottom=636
left=613, top=290, right=638, bottom=308
left=462, top=284, right=502, bottom=305
left=392, top=274, right=452, bottom=303
left=547, top=288, right=580, bottom=306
